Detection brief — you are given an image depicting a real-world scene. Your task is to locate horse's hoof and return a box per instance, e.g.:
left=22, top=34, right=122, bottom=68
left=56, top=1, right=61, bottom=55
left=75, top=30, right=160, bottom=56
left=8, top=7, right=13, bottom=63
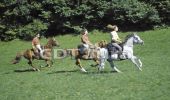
left=33, top=68, right=36, bottom=71
left=40, top=65, right=44, bottom=68
left=118, top=71, right=123, bottom=73
left=37, top=69, right=40, bottom=71
left=139, top=68, right=142, bottom=71
left=113, top=67, right=122, bottom=73
left=80, top=68, right=87, bottom=73
left=83, top=70, right=87, bottom=73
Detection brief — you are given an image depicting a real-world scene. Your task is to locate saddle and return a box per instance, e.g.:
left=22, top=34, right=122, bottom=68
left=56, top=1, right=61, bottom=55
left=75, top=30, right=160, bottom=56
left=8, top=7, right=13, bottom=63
left=77, top=44, right=95, bottom=59
left=32, top=46, right=45, bottom=59
left=78, top=44, right=90, bottom=55
left=107, top=43, right=126, bottom=59
left=107, top=43, right=123, bottom=54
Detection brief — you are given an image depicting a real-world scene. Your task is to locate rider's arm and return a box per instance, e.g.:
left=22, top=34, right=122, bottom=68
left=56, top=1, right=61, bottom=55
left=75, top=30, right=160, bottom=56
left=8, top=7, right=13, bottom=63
left=81, top=36, right=90, bottom=44
left=111, top=32, right=122, bottom=43
left=32, top=38, right=37, bottom=49
left=32, top=41, right=35, bottom=49
left=116, top=37, right=122, bottom=43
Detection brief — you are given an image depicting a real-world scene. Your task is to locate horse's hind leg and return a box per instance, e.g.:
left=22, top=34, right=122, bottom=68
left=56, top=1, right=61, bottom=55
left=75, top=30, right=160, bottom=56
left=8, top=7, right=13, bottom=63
left=98, top=58, right=105, bottom=71
left=51, top=60, right=54, bottom=66
left=91, top=58, right=99, bottom=67
left=46, top=60, right=52, bottom=67
left=28, top=60, right=40, bottom=71
left=108, top=60, right=122, bottom=73
left=76, top=58, right=87, bottom=72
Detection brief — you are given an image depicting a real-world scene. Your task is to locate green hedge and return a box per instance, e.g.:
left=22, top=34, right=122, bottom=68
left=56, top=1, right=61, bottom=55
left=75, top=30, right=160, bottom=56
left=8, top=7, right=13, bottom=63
left=139, top=0, right=170, bottom=25
left=0, top=0, right=168, bottom=41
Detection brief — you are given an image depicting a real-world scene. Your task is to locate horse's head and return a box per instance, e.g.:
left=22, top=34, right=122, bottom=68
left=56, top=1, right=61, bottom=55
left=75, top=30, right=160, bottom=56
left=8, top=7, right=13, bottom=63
left=132, top=33, right=144, bottom=45
left=98, top=40, right=108, bottom=48
left=48, top=37, right=60, bottom=47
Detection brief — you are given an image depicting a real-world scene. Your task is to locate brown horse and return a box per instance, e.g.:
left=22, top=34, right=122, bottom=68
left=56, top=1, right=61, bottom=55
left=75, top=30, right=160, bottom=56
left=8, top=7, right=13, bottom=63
left=12, top=38, right=59, bottom=71
left=66, top=40, right=107, bottom=72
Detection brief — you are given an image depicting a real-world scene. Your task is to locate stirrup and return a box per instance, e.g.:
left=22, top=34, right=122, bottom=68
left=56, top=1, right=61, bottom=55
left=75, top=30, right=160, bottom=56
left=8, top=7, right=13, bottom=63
left=119, top=54, right=126, bottom=59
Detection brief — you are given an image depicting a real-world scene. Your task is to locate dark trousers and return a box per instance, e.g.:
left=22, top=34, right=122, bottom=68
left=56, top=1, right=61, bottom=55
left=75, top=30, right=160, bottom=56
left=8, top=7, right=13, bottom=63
left=111, top=43, right=122, bottom=52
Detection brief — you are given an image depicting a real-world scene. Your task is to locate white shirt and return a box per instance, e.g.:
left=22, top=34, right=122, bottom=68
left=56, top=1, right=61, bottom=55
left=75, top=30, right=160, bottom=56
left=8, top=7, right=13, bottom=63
left=110, top=31, right=120, bottom=42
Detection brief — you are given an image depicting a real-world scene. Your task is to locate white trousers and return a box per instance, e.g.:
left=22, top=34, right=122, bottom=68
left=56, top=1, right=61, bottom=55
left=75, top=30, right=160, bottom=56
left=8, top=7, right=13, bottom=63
left=83, top=44, right=89, bottom=49
left=35, top=44, right=44, bottom=57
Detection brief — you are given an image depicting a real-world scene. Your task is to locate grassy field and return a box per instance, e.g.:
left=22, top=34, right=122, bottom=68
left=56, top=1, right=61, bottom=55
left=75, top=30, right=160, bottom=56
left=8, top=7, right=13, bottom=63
left=0, top=28, right=170, bottom=100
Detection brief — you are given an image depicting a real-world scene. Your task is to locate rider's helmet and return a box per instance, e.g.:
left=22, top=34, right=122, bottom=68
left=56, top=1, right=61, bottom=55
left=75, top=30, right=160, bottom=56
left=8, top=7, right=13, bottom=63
left=81, top=29, right=88, bottom=35
left=36, top=34, right=40, bottom=38
left=107, top=24, right=118, bottom=31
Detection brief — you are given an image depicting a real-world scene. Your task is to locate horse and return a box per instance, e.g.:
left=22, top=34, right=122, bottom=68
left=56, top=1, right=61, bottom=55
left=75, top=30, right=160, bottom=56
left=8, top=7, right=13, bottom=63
left=98, top=33, right=144, bottom=73
left=65, top=41, right=107, bottom=72
left=12, top=37, right=59, bottom=71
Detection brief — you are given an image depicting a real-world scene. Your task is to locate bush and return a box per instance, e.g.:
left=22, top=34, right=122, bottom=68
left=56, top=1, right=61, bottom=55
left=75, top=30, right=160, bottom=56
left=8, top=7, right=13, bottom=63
left=104, top=0, right=160, bottom=28
left=140, top=0, right=170, bottom=25
left=17, top=19, right=48, bottom=40
left=0, top=0, right=167, bottom=41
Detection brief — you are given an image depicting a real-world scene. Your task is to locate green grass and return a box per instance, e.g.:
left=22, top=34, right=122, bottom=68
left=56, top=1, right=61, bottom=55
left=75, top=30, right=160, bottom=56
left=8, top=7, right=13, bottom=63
left=0, top=28, right=170, bottom=100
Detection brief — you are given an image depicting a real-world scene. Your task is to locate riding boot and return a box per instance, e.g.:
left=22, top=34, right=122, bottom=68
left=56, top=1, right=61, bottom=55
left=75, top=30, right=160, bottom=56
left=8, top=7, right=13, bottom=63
left=33, top=49, right=40, bottom=59
left=88, top=49, right=93, bottom=59
left=39, top=50, right=45, bottom=59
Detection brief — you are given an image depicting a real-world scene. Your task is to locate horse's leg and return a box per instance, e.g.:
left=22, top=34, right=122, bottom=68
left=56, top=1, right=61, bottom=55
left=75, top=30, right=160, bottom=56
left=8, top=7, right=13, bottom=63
left=28, top=60, right=40, bottom=71
left=138, top=58, right=142, bottom=68
left=91, top=58, right=100, bottom=67
left=108, top=59, right=122, bottom=73
left=45, top=60, right=50, bottom=67
left=98, top=58, right=106, bottom=71
left=94, top=59, right=100, bottom=66
left=130, top=56, right=142, bottom=71
left=51, top=60, right=54, bottom=66
left=76, top=58, right=87, bottom=72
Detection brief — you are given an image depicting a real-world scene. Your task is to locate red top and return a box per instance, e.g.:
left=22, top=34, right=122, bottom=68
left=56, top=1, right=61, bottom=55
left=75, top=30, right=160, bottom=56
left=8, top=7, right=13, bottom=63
left=32, top=37, right=40, bottom=46
left=81, top=34, right=90, bottom=44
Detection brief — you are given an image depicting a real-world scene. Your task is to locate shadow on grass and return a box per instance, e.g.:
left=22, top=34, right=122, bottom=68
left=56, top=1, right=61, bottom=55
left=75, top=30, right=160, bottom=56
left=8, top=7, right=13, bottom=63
left=47, top=69, right=79, bottom=74
left=14, top=68, right=36, bottom=72
left=86, top=71, right=118, bottom=74
left=47, top=69, right=117, bottom=75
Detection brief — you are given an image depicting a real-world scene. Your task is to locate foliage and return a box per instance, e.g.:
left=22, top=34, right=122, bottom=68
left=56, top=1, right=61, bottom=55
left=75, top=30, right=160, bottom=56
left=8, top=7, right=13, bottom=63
left=104, top=0, right=160, bottom=28
left=0, top=0, right=169, bottom=41
left=17, top=19, right=48, bottom=40
left=139, top=0, right=170, bottom=25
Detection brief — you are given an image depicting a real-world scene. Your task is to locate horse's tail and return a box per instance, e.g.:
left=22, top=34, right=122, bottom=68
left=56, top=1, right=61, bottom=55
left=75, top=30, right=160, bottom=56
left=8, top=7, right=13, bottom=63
left=70, top=49, right=79, bottom=59
left=12, top=52, right=23, bottom=64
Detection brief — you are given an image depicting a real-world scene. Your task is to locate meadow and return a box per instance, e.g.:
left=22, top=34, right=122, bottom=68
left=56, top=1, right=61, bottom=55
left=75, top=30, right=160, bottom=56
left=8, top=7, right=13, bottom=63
left=0, top=28, right=170, bottom=100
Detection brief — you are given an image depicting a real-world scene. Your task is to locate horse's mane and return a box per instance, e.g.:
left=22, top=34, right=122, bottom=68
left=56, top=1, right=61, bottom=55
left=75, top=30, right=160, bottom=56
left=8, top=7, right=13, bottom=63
left=122, top=34, right=134, bottom=44
left=44, top=38, right=54, bottom=49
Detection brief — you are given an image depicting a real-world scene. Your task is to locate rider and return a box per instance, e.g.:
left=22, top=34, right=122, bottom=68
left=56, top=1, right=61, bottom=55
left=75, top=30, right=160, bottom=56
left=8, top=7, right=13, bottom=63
left=80, top=29, right=93, bottom=58
left=32, top=34, right=44, bottom=58
left=107, top=24, right=123, bottom=54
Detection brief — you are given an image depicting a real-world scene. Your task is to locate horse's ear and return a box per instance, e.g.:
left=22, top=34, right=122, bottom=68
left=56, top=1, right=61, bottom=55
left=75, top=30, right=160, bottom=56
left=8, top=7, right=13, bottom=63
left=52, top=37, right=56, bottom=40
left=133, top=32, right=137, bottom=35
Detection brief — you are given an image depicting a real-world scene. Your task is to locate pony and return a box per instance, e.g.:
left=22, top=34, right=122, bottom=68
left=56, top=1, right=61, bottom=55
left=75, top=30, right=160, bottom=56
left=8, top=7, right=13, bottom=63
left=98, top=33, right=144, bottom=73
left=65, top=41, right=107, bottom=72
left=12, top=37, right=59, bottom=71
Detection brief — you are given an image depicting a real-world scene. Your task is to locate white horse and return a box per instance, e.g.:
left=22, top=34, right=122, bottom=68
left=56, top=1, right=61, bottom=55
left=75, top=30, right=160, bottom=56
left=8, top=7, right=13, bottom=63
left=98, top=33, right=144, bottom=73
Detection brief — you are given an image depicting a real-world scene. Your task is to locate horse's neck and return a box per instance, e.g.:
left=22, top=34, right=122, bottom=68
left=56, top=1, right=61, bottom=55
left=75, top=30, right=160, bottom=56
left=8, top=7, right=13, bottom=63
left=45, top=42, right=52, bottom=49
left=123, top=37, right=134, bottom=48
